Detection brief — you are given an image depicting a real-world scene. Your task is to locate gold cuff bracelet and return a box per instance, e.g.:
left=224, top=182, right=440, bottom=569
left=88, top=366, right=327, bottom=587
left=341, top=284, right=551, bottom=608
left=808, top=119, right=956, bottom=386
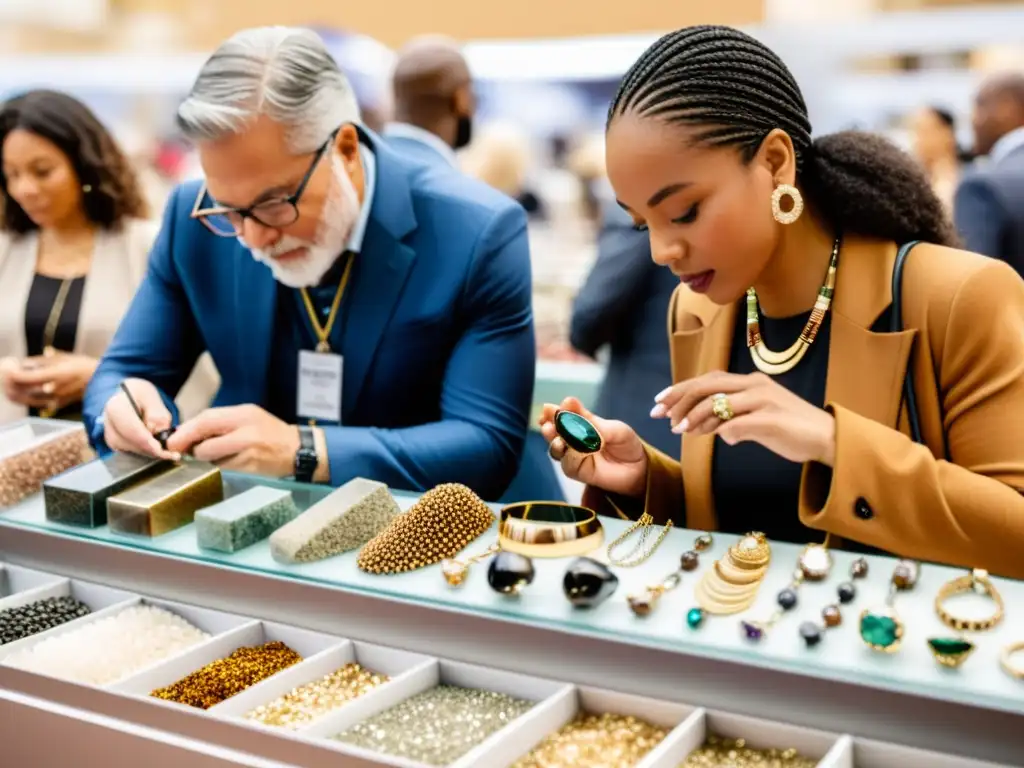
left=498, top=501, right=604, bottom=559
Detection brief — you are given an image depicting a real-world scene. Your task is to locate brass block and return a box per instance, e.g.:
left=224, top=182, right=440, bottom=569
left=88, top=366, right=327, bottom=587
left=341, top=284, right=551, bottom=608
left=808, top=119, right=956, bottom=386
left=44, top=453, right=173, bottom=527
left=107, top=461, right=223, bottom=537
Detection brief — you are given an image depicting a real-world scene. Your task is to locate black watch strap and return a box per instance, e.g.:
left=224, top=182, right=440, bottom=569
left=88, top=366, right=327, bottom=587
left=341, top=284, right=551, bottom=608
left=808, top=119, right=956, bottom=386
left=294, top=426, right=318, bottom=483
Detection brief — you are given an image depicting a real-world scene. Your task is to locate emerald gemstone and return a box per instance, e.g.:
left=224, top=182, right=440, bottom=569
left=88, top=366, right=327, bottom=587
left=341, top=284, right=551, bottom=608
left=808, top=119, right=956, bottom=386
left=859, top=612, right=899, bottom=648
left=928, top=637, right=974, bottom=656
left=554, top=411, right=602, bottom=453
left=686, top=607, right=705, bottom=629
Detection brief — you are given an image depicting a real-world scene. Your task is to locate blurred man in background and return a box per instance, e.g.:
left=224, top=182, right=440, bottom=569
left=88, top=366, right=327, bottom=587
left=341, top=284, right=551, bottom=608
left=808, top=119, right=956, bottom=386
left=384, top=36, right=475, bottom=170
left=954, top=72, right=1024, bottom=276
left=85, top=26, right=536, bottom=501
left=570, top=200, right=679, bottom=458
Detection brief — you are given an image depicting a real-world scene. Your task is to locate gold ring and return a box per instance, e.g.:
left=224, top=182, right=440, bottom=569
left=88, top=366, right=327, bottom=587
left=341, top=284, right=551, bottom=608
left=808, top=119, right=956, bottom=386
left=1000, top=642, right=1024, bottom=680
left=935, top=569, right=1004, bottom=632
left=711, top=392, right=734, bottom=421
left=498, top=502, right=604, bottom=558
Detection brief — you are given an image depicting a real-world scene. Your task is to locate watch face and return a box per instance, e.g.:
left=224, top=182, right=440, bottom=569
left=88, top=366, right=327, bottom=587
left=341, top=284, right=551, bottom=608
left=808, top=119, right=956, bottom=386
left=295, top=447, right=317, bottom=478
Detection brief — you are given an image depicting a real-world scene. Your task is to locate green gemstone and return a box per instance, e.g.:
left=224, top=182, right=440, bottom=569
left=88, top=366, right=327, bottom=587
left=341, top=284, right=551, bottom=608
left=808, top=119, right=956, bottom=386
left=928, top=637, right=974, bottom=656
left=554, top=411, right=602, bottom=453
left=859, top=612, right=899, bottom=648
left=686, top=607, right=705, bottom=629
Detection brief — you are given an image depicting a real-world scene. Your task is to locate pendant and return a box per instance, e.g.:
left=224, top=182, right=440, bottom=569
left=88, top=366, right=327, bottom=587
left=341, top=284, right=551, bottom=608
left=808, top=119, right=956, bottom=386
left=315, top=340, right=332, bottom=353
left=441, top=543, right=499, bottom=588
left=859, top=606, right=905, bottom=652
left=797, top=543, right=833, bottom=581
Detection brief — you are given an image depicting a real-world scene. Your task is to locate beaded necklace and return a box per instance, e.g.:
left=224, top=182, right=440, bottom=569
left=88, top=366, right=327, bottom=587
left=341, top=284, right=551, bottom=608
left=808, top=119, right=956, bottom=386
left=746, top=237, right=840, bottom=375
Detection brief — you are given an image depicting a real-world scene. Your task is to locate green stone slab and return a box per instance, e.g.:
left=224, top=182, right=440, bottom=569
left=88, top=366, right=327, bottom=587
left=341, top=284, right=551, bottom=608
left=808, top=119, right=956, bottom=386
left=195, top=486, right=300, bottom=553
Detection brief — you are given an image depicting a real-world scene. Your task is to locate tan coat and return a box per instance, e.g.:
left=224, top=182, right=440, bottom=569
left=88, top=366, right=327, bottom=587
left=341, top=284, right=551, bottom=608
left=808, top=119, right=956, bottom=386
left=0, top=220, right=219, bottom=425
left=584, top=236, right=1024, bottom=579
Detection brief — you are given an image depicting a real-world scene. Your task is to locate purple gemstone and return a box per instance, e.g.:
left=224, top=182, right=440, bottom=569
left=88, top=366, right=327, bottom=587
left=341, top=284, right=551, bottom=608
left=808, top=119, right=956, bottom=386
left=741, top=620, right=764, bottom=641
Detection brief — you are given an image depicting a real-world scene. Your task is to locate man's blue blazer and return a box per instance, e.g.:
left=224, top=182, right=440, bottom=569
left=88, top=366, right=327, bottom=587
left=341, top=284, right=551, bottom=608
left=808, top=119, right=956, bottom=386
left=83, top=131, right=536, bottom=500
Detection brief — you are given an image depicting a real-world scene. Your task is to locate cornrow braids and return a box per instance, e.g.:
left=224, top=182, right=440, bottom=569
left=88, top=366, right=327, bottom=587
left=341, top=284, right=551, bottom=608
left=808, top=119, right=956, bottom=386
left=608, top=25, right=959, bottom=248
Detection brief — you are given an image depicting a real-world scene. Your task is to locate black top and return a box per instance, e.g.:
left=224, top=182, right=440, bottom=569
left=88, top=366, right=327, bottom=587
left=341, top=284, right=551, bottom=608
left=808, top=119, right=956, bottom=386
left=23, top=273, right=86, bottom=419
left=710, top=302, right=831, bottom=545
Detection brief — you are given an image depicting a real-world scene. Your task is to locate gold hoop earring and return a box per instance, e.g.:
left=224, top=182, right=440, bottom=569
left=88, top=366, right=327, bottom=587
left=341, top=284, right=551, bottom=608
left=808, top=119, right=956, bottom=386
left=771, top=183, right=803, bottom=225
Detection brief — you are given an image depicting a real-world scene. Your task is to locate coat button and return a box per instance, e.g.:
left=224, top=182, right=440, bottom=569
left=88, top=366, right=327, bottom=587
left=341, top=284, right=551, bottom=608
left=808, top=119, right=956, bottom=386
left=854, top=497, right=874, bottom=520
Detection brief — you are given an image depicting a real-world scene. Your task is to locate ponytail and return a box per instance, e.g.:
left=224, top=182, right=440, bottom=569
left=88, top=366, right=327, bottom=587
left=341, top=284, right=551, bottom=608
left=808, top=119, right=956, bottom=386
left=802, top=131, right=960, bottom=248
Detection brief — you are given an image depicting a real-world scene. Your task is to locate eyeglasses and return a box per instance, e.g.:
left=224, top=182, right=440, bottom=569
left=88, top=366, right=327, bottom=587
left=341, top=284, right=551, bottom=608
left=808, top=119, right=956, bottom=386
left=190, top=131, right=337, bottom=237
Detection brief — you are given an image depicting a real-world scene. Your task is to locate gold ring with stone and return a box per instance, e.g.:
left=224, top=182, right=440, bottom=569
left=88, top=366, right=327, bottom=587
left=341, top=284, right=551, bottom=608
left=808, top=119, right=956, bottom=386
left=935, top=569, right=1005, bottom=632
left=711, top=392, right=734, bottom=421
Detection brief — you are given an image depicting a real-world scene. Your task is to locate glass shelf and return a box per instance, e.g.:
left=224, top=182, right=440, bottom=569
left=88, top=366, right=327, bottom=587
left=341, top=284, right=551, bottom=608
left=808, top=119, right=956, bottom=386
left=2, top=469, right=1023, bottom=721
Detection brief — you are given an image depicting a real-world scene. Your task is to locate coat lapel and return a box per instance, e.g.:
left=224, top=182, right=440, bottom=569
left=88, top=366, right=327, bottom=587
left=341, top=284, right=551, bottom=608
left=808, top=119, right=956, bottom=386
left=340, top=136, right=417, bottom=416
left=670, top=290, right=733, bottom=533
left=825, top=237, right=916, bottom=435
left=671, top=236, right=917, bottom=532
left=233, top=245, right=277, bottom=406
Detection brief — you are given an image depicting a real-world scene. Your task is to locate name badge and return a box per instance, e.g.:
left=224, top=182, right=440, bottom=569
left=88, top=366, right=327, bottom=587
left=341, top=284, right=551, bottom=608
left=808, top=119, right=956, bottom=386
left=297, top=350, right=343, bottom=423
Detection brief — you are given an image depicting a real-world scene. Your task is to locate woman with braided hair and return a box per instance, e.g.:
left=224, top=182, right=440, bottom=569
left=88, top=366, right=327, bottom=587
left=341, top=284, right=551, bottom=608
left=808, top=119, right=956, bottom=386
left=541, top=26, right=1024, bottom=576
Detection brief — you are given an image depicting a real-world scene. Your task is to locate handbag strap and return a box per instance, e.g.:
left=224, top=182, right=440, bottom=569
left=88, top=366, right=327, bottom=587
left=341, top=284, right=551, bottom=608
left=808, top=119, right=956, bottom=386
left=889, top=241, right=924, bottom=445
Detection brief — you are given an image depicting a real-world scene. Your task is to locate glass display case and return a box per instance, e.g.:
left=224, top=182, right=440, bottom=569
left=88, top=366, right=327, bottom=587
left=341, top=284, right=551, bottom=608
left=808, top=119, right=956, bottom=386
left=0, top=462, right=1021, bottom=767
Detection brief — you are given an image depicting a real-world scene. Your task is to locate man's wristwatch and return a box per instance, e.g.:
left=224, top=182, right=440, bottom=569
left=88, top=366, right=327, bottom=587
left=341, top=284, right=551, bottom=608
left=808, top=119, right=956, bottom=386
left=294, top=426, right=319, bottom=483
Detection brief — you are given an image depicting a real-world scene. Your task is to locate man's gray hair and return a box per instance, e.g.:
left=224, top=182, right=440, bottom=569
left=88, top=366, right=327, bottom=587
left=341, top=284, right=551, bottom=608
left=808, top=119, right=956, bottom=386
left=177, top=26, right=361, bottom=154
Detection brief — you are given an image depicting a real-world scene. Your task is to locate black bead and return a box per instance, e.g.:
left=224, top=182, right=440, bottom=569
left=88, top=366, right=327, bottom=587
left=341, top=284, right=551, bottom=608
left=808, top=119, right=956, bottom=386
left=777, top=588, right=798, bottom=611
left=563, top=557, right=619, bottom=608
left=799, top=622, right=823, bottom=647
left=679, top=551, right=700, bottom=572
left=154, top=427, right=177, bottom=450
left=486, top=552, right=535, bottom=596
left=837, top=582, right=857, bottom=604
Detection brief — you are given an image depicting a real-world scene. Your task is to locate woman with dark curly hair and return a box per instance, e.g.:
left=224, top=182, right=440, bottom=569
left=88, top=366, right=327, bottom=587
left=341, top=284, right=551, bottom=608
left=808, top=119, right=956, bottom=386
left=0, top=89, right=215, bottom=423
left=541, top=26, right=1024, bottom=577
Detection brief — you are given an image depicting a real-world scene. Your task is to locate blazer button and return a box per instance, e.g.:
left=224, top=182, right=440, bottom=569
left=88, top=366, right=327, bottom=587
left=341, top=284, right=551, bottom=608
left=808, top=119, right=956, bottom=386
left=854, top=497, right=874, bottom=520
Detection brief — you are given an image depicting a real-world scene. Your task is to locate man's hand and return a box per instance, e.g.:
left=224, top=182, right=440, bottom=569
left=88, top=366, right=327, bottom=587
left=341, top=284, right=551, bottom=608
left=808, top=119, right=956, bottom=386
left=167, top=405, right=300, bottom=478
left=103, top=378, right=179, bottom=460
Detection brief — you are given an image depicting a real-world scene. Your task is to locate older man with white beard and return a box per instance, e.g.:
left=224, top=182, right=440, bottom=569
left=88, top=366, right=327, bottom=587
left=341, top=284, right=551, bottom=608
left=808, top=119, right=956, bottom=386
left=83, top=27, right=536, bottom=499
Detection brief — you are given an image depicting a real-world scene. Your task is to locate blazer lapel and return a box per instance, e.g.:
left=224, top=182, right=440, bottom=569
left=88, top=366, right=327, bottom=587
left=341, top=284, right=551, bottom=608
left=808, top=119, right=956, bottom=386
left=340, top=137, right=418, bottom=416
left=233, top=246, right=277, bottom=406
left=825, top=237, right=916, bottom=434
left=670, top=291, right=733, bottom=532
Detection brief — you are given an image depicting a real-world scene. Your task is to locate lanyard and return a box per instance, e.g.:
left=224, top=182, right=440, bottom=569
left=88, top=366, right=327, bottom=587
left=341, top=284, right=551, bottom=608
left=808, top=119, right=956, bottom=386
left=298, top=252, right=355, bottom=353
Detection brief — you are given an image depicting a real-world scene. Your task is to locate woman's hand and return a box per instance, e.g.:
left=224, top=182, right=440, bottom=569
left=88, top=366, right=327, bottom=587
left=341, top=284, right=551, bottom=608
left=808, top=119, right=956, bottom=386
left=652, top=371, right=837, bottom=466
left=2, top=352, right=98, bottom=411
left=539, top=397, right=649, bottom=497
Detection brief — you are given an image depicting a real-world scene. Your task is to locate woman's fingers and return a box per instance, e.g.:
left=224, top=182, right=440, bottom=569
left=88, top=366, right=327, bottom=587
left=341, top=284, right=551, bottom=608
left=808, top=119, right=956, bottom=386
left=660, top=372, right=761, bottom=429
left=683, top=390, right=760, bottom=436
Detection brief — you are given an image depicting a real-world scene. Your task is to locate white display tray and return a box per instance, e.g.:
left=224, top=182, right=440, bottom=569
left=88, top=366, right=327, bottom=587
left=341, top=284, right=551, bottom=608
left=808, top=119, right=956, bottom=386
left=112, top=620, right=343, bottom=709
left=0, top=546, right=1021, bottom=766
left=0, top=561, right=68, bottom=611
left=0, top=577, right=137, bottom=658
left=209, top=639, right=434, bottom=726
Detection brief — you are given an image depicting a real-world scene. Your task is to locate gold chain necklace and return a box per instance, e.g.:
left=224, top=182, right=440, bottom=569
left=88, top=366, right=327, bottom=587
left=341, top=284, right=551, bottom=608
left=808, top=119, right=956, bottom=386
left=746, top=237, right=840, bottom=375
left=606, top=513, right=673, bottom=567
left=37, top=278, right=74, bottom=418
